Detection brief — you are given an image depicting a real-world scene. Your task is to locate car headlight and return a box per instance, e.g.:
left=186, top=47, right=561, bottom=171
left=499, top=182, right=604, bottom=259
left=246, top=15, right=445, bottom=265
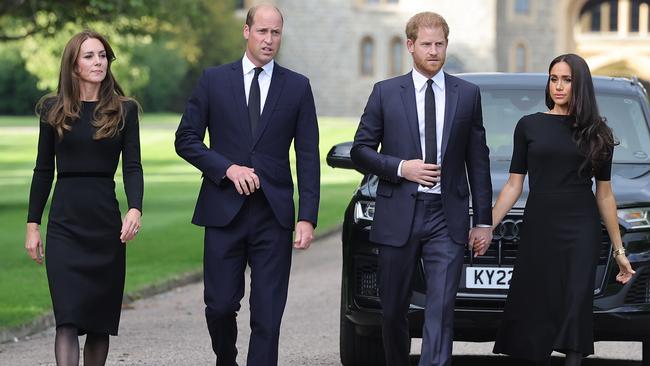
left=354, top=200, right=375, bottom=223
left=617, top=207, right=650, bottom=230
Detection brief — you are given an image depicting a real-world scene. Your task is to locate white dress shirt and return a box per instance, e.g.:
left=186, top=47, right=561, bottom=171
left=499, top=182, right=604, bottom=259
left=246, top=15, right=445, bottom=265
left=398, top=68, right=446, bottom=194
left=242, top=53, right=274, bottom=113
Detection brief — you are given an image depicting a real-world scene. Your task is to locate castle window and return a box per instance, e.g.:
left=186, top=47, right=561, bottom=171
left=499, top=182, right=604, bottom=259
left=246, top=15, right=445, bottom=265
left=514, top=0, right=530, bottom=14
left=360, top=37, right=375, bottom=76
left=389, top=37, right=404, bottom=76
left=515, top=44, right=527, bottom=72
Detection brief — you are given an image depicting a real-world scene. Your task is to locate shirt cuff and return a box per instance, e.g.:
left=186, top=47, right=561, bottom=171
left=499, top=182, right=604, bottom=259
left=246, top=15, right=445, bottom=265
left=397, top=160, right=404, bottom=177
left=475, top=224, right=492, bottom=228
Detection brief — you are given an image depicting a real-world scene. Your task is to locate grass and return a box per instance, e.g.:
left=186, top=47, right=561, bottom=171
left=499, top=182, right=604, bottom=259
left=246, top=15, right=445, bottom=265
left=0, top=114, right=361, bottom=329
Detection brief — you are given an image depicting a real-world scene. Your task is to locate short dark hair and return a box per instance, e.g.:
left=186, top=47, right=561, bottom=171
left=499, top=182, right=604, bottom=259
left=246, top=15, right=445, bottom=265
left=246, top=4, right=284, bottom=28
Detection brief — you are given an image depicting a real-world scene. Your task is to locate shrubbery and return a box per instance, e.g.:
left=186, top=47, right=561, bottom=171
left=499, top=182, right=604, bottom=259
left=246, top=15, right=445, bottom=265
left=0, top=43, right=43, bottom=115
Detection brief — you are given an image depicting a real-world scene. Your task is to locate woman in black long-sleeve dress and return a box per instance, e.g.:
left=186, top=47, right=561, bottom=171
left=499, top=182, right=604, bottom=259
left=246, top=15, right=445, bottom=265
left=24, top=30, right=143, bottom=366
left=486, top=54, right=635, bottom=366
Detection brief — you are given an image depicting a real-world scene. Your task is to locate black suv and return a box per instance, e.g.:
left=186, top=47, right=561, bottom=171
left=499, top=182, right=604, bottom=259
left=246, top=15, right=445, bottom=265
left=327, top=73, right=650, bottom=365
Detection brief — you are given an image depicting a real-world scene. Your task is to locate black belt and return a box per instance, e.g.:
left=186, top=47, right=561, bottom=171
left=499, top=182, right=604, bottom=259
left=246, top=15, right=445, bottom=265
left=415, top=192, right=442, bottom=201
left=57, top=172, right=114, bottom=179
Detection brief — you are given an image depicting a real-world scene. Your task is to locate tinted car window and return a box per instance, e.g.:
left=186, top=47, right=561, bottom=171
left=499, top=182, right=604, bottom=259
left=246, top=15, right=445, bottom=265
left=481, top=89, right=546, bottom=159
left=481, top=89, right=650, bottom=163
left=598, top=94, right=650, bottom=163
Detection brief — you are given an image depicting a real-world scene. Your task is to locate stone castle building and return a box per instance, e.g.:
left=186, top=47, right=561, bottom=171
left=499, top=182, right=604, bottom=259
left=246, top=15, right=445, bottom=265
left=237, top=0, right=650, bottom=116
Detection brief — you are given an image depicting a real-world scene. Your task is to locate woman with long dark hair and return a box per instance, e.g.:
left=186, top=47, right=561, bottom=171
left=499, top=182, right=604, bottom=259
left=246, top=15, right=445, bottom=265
left=24, top=30, right=143, bottom=366
left=489, top=54, right=635, bottom=365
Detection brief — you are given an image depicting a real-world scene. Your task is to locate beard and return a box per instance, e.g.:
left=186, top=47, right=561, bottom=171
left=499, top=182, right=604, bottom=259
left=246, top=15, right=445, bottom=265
left=413, top=56, right=445, bottom=78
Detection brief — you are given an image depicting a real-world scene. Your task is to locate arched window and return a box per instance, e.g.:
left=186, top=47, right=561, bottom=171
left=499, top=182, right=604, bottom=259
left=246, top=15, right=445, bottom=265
left=360, top=36, right=375, bottom=76
left=389, top=37, right=404, bottom=76
left=512, top=43, right=528, bottom=73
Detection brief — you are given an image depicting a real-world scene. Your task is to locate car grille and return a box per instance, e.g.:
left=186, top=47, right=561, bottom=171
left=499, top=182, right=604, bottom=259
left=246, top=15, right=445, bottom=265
left=354, top=256, right=379, bottom=298
left=466, top=214, right=612, bottom=266
left=624, top=270, right=650, bottom=304
left=353, top=220, right=614, bottom=301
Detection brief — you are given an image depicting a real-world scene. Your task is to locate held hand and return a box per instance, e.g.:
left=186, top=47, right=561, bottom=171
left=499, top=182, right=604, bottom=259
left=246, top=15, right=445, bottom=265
left=293, top=221, right=314, bottom=250
left=401, top=160, right=440, bottom=186
left=226, top=164, right=260, bottom=195
left=614, top=255, right=635, bottom=284
left=120, top=208, right=142, bottom=244
left=469, top=227, right=493, bottom=257
left=25, top=223, right=44, bottom=264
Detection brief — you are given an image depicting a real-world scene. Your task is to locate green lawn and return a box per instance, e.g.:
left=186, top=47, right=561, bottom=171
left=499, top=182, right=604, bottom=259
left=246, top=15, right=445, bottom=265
left=0, top=114, right=361, bottom=329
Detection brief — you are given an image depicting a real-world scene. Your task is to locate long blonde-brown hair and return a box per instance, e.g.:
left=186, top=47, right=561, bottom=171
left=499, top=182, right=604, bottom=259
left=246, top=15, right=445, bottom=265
left=37, top=30, right=136, bottom=140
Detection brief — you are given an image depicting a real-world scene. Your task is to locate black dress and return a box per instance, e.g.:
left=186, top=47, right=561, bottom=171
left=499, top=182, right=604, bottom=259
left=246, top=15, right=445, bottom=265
left=27, top=100, right=143, bottom=335
left=493, top=112, right=612, bottom=361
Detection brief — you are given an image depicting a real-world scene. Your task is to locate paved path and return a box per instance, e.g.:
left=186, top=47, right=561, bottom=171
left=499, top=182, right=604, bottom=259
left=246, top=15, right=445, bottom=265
left=0, top=232, right=643, bottom=365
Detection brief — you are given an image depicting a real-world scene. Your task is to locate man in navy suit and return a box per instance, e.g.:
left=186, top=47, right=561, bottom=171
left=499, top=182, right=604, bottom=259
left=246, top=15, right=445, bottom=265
left=175, top=5, right=319, bottom=366
left=351, top=12, right=492, bottom=366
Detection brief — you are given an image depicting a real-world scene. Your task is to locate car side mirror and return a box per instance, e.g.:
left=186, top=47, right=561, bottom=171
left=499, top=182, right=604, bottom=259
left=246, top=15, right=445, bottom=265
left=326, top=141, right=367, bottom=174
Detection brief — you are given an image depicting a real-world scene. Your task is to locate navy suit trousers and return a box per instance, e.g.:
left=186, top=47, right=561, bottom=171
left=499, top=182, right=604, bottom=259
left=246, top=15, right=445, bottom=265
left=378, top=193, right=464, bottom=366
left=203, top=191, right=293, bottom=366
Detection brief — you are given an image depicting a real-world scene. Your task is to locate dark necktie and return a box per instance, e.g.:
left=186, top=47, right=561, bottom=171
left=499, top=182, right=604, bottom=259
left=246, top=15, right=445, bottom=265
left=425, top=79, right=437, bottom=166
left=248, top=67, right=263, bottom=135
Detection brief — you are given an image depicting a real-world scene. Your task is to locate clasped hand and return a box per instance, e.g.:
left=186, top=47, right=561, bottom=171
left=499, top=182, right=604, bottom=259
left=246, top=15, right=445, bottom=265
left=401, top=159, right=440, bottom=186
left=469, top=227, right=493, bottom=257
left=227, top=164, right=260, bottom=195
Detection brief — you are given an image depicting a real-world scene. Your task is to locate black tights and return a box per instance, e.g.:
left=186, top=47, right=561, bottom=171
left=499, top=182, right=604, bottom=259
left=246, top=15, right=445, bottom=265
left=54, top=325, right=110, bottom=366
left=535, top=351, right=583, bottom=366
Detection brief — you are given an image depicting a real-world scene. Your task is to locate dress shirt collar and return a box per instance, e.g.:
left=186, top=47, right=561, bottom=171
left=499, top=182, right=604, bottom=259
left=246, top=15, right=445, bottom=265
left=242, top=53, right=274, bottom=77
left=412, top=67, right=445, bottom=93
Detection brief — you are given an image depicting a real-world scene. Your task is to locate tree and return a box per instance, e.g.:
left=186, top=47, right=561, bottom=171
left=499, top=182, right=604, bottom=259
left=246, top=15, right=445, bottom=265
left=0, top=42, right=41, bottom=114
left=1, top=0, right=244, bottom=112
left=0, top=0, right=149, bottom=41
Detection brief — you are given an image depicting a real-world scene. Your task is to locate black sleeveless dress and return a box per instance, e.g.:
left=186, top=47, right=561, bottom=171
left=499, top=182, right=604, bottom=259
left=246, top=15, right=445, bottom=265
left=27, top=100, right=143, bottom=335
left=493, top=112, right=612, bottom=361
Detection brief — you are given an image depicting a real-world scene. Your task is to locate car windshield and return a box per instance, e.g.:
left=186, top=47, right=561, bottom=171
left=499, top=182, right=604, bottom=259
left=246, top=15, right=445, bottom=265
left=482, top=88, right=650, bottom=163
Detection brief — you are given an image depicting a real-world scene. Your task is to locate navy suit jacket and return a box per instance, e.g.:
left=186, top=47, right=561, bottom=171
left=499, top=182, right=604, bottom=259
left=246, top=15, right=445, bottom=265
left=351, top=72, right=492, bottom=246
left=175, top=60, right=320, bottom=230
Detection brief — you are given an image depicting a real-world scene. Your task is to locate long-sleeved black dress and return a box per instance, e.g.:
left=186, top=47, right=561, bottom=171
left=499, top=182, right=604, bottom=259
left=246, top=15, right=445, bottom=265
left=493, top=112, right=612, bottom=361
left=27, top=100, right=143, bottom=335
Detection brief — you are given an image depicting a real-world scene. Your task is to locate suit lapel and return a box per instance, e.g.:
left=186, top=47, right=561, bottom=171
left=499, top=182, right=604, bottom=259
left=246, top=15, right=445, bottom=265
left=228, top=60, right=253, bottom=143
left=252, top=64, right=286, bottom=148
left=441, top=73, right=458, bottom=161
left=400, top=72, right=423, bottom=159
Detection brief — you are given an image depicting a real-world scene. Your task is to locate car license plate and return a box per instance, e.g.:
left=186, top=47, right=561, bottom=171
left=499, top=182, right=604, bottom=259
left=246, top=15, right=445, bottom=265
left=465, top=267, right=513, bottom=289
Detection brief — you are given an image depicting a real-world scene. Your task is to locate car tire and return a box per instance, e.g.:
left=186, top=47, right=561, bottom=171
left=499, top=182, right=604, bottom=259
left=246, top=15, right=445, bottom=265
left=340, top=289, right=386, bottom=365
